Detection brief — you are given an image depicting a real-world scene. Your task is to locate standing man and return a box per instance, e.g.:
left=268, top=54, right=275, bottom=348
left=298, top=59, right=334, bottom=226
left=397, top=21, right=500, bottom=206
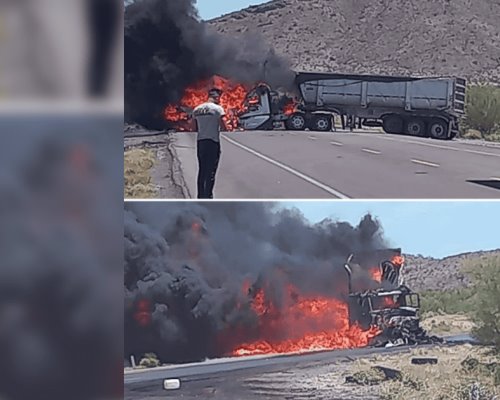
left=193, top=88, right=226, bottom=199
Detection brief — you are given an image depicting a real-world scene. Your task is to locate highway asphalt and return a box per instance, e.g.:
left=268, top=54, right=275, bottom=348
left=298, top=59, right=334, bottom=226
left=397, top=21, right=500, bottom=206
left=124, top=335, right=476, bottom=399
left=171, top=130, right=500, bottom=199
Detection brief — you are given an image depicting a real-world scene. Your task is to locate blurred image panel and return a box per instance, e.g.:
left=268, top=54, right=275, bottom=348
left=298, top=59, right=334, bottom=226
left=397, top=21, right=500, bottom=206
left=0, top=0, right=122, bottom=100
left=0, top=1, right=123, bottom=399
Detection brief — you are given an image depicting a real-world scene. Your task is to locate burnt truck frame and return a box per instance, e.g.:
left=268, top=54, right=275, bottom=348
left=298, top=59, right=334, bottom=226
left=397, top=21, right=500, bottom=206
left=344, top=250, right=441, bottom=347
left=239, top=72, right=466, bottom=140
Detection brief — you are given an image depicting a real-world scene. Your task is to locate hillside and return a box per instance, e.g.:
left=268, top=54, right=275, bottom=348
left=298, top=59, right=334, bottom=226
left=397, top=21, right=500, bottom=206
left=403, top=249, right=500, bottom=291
left=211, top=0, right=500, bottom=83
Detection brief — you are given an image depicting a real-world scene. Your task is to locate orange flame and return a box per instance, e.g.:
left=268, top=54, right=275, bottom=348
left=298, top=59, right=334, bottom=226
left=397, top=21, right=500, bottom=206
left=382, top=296, right=396, bottom=308
left=283, top=99, right=298, bottom=116
left=164, top=75, right=250, bottom=131
left=133, top=299, right=152, bottom=327
left=231, top=285, right=381, bottom=356
left=371, top=267, right=382, bottom=283
left=391, top=255, right=405, bottom=266
left=191, top=222, right=202, bottom=234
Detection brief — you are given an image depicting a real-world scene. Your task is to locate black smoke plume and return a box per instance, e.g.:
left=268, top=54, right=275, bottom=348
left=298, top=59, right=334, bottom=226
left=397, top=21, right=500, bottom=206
left=124, top=202, right=392, bottom=364
left=125, top=0, right=295, bottom=129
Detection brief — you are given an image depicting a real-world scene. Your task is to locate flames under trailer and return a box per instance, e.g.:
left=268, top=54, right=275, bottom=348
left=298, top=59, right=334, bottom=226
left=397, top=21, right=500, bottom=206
left=238, top=72, right=466, bottom=140
left=343, top=249, right=442, bottom=347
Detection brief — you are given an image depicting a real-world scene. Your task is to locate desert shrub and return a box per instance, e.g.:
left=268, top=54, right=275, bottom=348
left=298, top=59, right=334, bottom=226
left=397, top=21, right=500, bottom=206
left=420, top=287, right=477, bottom=315
left=462, top=85, right=500, bottom=139
left=485, top=131, right=500, bottom=142
left=461, top=129, right=483, bottom=140
left=124, top=148, right=157, bottom=198
left=139, top=352, right=160, bottom=368
left=421, top=257, right=500, bottom=353
left=468, top=257, right=500, bottom=353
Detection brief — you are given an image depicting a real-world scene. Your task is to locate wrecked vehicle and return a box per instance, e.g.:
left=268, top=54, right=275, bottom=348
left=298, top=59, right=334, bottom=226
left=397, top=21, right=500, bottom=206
left=344, top=249, right=442, bottom=347
left=238, top=72, right=466, bottom=140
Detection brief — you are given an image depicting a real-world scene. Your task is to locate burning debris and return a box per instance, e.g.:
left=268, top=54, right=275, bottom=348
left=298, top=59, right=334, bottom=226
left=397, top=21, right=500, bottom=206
left=164, top=75, right=250, bottom=131
left=125, top=0, right=294, bottom=129
left=229, top=284, right=381, bottom=356
left=125, top=203, right=391, bottom=363
left=125, top=203, right=438, bottom=362
left=164, top=78, right=299, bottom=132
left=124, top=204, right=440, bottom=365
left=344, top=251, right=442, bottom=348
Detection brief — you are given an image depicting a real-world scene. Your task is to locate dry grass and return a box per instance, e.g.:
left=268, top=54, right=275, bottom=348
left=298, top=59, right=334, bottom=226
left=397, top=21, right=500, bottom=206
left=124, top=148, right=158, bottom=198
left=461, top=129, right=484, bottom=140
left=349, top=345, right=499, bottom=400
left=421, top=313, right=475, bottom=336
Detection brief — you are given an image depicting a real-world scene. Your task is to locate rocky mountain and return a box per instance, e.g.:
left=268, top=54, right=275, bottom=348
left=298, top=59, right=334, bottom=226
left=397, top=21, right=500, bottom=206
left=402, top=249, right=500, bottom=291
left=210, top=0, right=500, bottom=84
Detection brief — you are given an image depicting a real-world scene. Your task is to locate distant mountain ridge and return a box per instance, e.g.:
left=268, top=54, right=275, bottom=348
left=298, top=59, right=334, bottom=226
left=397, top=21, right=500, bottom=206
left=210, top=0, right=500, bottom=84
left=403, top=249, right=500, bottom=291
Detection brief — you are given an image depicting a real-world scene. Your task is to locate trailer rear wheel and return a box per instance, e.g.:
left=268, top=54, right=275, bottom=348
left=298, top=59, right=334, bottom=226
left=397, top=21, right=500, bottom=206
left=285, top=113, right=306, bottom=130
left=382, top=115, right=404, bottom=134
left=428, top=119, right=449, bottom=140
left=405, top=119, right=426, bottom=137
left=310, top=115, right=332, bottom=132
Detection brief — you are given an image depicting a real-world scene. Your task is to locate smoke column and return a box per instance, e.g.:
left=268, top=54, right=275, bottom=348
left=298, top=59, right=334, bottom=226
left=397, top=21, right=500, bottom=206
left=125, top=202, right=391, bottom=363
left=125, top=0, right=295, bottom=129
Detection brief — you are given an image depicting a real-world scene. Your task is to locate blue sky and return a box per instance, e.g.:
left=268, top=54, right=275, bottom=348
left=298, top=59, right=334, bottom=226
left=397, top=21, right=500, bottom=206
left=282, top=201, right=500, bottom=258
left=196, top=0, right=268, bottom=20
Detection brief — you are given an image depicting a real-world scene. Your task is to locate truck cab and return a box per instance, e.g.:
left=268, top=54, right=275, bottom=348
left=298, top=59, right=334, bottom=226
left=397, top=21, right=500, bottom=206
left=343, top=250, right=439, bottom=346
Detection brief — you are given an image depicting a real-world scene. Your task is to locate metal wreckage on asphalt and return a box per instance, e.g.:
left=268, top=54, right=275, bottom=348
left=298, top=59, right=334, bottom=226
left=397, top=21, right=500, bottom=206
left=344, top=249, right=443, bottom=348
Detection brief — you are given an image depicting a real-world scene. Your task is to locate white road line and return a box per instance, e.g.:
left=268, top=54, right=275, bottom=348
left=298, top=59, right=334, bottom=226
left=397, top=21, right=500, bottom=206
left=330, top=141, right=343, bottom=146
left=374, top=135, right=500, bottom=158
left=222, top=135, right=350, bottom=199
left=308, top=136, right=317, bottom=140
left=362, top=148, right=381, bottom=155
left=411, top=159, right=440, bottom=168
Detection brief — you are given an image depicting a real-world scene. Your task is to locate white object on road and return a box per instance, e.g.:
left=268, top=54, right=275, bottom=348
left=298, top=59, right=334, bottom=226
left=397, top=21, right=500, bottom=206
left=163, top=379, right=181, bottom=390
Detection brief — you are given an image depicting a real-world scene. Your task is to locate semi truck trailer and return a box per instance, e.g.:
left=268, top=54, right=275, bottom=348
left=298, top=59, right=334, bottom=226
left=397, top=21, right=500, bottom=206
left=239, top=72, right=466, bottom=140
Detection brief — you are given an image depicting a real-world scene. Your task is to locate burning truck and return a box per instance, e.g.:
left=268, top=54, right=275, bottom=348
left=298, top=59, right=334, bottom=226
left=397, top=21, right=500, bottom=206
left=165, top=72, right=466, bottom=140
left=126, top=246, right=441, bottom=363
left=344, top=249, right=441, bottom=348
left=125, top=205, right=442, bottom=364
left=225, top=248, right=441, bottom=357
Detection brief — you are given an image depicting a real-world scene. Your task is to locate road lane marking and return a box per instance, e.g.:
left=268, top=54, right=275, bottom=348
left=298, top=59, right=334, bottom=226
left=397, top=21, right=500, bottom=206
left=330, top=141, right=343, bottom=146
left=411, top=159, right=440, bottom=168
left=222, top=135, right=350, bottom=199
left=374, top=135, right=500, bottom=158
left=308, top=136, right=317, bottom=140
left=362, top=148, right=381, bottom=155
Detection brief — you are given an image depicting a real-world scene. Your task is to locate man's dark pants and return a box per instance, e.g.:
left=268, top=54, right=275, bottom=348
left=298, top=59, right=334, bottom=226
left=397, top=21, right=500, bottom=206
left=197, top=139, right=221, bottom=199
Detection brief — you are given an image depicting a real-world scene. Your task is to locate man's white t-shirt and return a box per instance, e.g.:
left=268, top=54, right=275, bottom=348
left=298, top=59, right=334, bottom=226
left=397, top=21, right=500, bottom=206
left=193, top=102, right=226, bottom=143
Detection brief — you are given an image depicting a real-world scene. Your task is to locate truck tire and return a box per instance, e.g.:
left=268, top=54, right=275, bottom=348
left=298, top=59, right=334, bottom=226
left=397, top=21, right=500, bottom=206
left=382, top=115, right=403, bottom=134
left=285, top=113, right=307, bottom=130
left=428, top=119, right=449, bottom=140
left=405, top=118, right=426, bottom=137
left=310, top=115, right=332, bottom=132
